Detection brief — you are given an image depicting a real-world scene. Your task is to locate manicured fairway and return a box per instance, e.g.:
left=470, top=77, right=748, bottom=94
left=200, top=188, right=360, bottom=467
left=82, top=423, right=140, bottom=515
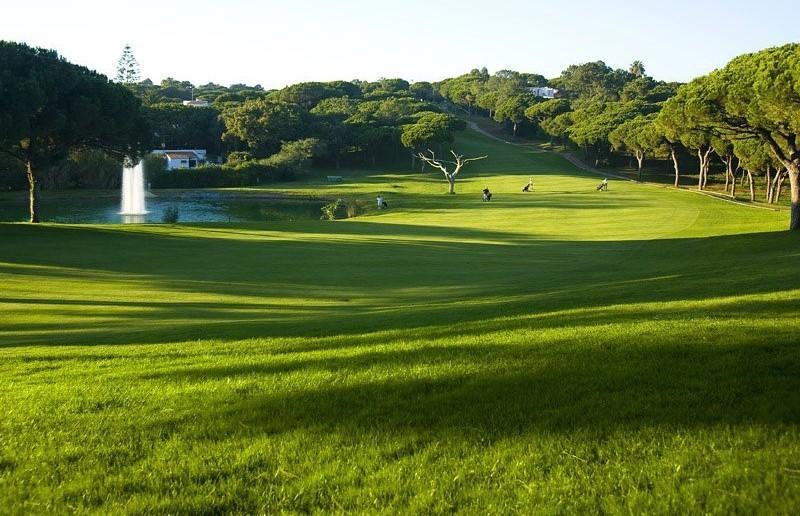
left=1, top=131, right=799, bottom=513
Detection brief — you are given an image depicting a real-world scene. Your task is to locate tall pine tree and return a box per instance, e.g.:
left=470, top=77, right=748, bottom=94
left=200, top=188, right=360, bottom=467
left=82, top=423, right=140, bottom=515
left=116, top=44, right=140, bottom=84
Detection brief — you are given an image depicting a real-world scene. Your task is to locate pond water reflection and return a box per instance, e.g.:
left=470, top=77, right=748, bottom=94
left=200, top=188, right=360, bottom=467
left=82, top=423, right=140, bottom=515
left=0, top=191, right=328, bottom=223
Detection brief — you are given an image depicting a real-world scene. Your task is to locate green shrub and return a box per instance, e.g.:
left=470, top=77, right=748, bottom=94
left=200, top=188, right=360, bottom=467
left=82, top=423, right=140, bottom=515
left=162, top=206, right=180, bottom=224
left=231, top=161, right=274, bottom=177
left=148, top=161, right=282, bottom=189
left=345, top=198, right=365, bottom=218
left=225, top=151, right=253, bottom=166
left=321, top=199, right=347, bottom=220
left=321, top=198, right=363, bottom=220
left=60, top=149, right=121, bottom=189
left=142, top=154, right=167, bottom=175
left=263, top=138, right=326, bottom=179
left=144, top=139, right=334, bottom=189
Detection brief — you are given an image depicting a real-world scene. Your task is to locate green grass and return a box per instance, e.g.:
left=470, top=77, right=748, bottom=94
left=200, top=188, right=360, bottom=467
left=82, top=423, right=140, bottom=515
left=1, top=130, right=799, bottom=514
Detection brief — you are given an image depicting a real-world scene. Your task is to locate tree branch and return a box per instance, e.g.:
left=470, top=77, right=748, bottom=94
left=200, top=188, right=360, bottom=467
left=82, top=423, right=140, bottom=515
left=760, top=130, right=792, bottom=168
left=0, top=147, right=25, bottom=164
left=418, top=149, right=489, bottom=181
left=786, top=133, right=799, bottom=161
left=462, top=156, right=488, bottom=164
left=417, top=150, right=451, bottom=177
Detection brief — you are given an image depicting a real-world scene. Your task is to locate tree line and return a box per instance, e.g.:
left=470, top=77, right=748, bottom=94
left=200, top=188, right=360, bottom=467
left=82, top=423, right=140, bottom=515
left=436, top=52, right=798, bottom=226
left=111, top=69, right=468, bottom=178
left=1, top=40, right=798, bottom=229
left=437, top=49, right=799, bottom=229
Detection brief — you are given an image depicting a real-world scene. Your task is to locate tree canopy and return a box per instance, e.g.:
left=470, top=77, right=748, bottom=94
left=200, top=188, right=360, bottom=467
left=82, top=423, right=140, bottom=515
left=2, top=39, right=797, bottom=230
left=0, top=41, right=150, bottom=221
left=668, top=44, right=800, bottom=228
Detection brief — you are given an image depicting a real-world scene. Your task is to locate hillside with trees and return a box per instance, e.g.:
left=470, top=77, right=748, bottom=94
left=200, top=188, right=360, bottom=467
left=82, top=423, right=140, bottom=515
left=1, top=41, right=798, bottom=228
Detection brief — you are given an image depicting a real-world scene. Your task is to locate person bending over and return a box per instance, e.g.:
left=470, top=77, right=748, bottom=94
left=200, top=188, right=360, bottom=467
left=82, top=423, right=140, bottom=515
left=522, top=178, right=534, bottom=192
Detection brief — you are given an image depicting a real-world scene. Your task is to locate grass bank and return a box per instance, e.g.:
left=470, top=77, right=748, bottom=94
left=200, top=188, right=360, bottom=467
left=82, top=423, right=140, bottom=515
left=0, top=130, right=798, bottom=513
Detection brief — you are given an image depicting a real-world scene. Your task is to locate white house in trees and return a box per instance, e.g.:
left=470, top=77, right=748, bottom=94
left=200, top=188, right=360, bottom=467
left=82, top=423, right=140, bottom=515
left=528, top=87, right=560, bottom=99
left=182, top=99, right=210, bottom=108
left=151, top=149, right=207, bottom=170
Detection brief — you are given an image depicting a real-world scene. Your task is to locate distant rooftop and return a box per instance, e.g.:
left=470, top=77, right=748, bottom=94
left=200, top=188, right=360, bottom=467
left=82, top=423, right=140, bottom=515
left=151, top=149, right=207, bottom=156
left=163, top=151, right=201, bottom=160
left=182, top=99, right=210, bottom=107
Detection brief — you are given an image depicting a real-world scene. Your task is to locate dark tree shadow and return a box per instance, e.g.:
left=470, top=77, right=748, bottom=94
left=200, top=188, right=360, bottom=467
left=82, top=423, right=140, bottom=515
left=0, top=223, right=797, bottom=347
left=141, top=339, right=800, bottom=439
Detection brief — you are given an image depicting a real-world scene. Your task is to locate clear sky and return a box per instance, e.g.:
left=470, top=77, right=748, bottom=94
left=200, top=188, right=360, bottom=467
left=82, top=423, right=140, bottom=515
left=1, top=0, right=797, bottom=88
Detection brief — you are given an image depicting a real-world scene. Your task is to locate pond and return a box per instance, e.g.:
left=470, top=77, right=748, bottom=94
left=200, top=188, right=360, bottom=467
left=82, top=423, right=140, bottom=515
left=0, top=191, right=329, bottom=223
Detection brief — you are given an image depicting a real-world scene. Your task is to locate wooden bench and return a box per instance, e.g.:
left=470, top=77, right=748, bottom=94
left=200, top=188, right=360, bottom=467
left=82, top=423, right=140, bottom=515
left=326, top=175, right=343, bottom=183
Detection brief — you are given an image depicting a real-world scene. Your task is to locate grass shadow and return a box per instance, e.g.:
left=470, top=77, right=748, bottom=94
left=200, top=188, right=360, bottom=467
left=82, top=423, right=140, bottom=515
left=0, top=223, right=797, bottom=347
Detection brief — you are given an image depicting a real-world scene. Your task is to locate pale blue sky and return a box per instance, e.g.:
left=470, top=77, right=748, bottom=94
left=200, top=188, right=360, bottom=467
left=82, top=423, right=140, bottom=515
left=1, top=0, right=797, bottom=88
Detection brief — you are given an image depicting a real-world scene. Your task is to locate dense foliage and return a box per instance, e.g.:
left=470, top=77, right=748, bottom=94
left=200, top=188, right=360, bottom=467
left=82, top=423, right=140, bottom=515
left=0, top=41, right=150, bottom=221
left=436, top=63, right=679, bottom=162
left=435, top=48, right=798, bottom=229
left=1, top=39, right=797, bottom=228
left=654, top=44, right=800, bottom=228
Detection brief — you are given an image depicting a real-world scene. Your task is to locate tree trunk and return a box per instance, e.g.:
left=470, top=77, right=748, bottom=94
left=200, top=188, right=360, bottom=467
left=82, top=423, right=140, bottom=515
left=671, top=148, right=680, bottom=187
left=447, top=175, right=456, bottom=194
left=697, top=150, right=703, bottom=191
left=723, top=160, right=730, bottom=193
left=636, top=151, right=644, bottom=182
left=26, top=160, right=40, bottom=223
left=789, top=166, right=800, bottom=231
left=747, top=169, right=755, bottom=201
left=775, top=170, right=786, bottom=203
left=697, top=149, right=711, bottom=191
left=765, top=166, right=772, bottom=202
left=731, top=172, right=737, bottom=198
left=512, top=122, right=518, bottom=137
left=772, top=169, right=784, bottom=203
left=723, top=157, right=735, bottom=196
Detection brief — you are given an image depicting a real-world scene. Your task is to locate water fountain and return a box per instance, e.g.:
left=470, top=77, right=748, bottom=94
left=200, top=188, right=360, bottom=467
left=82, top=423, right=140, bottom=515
left=120, top=161, right=148, bottom=223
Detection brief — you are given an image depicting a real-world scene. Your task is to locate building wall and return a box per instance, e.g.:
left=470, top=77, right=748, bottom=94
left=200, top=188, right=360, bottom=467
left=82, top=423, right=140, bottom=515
left=152, top=150, right=207, bottom=171
left=165, top=158, right=199, bottom=170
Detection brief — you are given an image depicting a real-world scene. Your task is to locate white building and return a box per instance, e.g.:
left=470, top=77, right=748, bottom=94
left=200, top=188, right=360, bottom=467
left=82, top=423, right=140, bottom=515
left=151, top=149, right=207, bottom=170
left=528, top=87, right=560, bottom=99
left=182, top=99, right=210, bottom=108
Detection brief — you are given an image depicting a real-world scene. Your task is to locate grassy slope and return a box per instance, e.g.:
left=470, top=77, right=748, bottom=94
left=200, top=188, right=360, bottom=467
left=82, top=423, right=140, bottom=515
left=0, top=130, right=798, bottom=514
left=462, top=111, right=791, bottom=209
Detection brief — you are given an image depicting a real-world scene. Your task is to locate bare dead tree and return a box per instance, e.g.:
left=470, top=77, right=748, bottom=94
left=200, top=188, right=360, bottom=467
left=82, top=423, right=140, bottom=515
left=416, top=149, right=487, bottom=194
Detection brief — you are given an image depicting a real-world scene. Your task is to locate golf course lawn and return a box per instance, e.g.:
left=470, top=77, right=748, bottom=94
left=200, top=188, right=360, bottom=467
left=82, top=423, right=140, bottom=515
left=1, top=130, right=799, bottom=513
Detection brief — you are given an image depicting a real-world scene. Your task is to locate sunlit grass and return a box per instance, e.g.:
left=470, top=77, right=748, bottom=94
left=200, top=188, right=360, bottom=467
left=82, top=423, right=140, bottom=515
left=0, top=129, right=798, bottom=513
